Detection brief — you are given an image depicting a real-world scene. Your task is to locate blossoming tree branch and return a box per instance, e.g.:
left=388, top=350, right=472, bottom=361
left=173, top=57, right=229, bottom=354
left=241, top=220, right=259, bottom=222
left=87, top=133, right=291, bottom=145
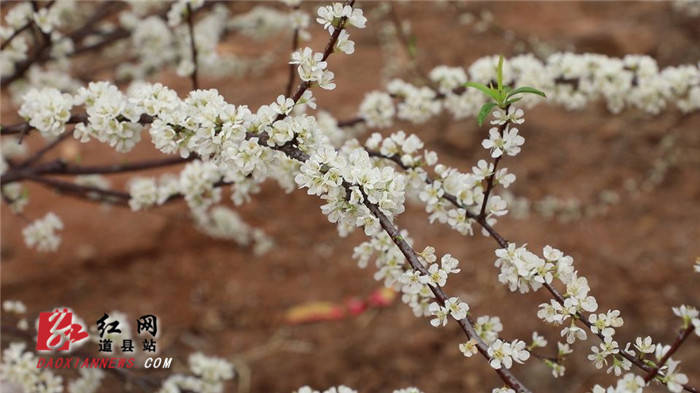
left=1, top=1, right=699, bottom=393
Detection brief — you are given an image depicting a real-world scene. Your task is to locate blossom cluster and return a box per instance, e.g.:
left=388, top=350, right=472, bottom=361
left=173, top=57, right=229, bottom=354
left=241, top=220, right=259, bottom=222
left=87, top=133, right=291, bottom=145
left=1, top=2, right=299, bottom=101
left=18, top=88, right=73, bottom=138
left=356, top=54, right=700, bottom=130
left=22, top=212, right=64, bottom=253
left=195, top=206, right=274, bottom=256
left=11, top=2, right=371, bottom=252
left=288, top=3, right=366, bottom=89
left=0, top=342, right=63, bottom=393
left=493, top=241, right=697, bottom=388
left=158, top=352, right=234, bottom=393
left=364, top=122, right=518, bottom=237
left=121, top=2, right=293, bottom=81
left=73, top=82, right=144, bottom=152
left=68, top=369, right=105, bottom=393
left=1, top=0, right=78, bottom=78
left=296, top=145, right=406, bottom=236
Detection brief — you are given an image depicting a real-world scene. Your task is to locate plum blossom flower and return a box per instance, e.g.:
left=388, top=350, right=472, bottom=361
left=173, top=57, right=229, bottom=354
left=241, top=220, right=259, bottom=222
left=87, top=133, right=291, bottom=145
left=459, top=339, right=479, bottom=357
left=481, top=125, right=525, bottom=158
left=491, top=106, right=525, bottom=125
left=428, top=302, right=449, bottom=327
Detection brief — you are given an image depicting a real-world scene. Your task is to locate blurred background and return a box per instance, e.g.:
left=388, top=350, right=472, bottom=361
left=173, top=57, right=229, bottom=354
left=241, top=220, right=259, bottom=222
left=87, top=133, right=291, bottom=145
left=1, top=2, right=699, bottom=392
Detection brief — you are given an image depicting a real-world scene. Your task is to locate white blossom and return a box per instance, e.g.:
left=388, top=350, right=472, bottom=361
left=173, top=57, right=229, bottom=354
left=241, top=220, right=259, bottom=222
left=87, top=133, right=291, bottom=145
left=22, top=213, right=63, bottom=252
left=18, top=88, right=73, bottom=138
left=481, top=125, right=525, bottom=158
left=428, top=302, right=449, bottom=327
left=459, top=339, right=479, bottom=357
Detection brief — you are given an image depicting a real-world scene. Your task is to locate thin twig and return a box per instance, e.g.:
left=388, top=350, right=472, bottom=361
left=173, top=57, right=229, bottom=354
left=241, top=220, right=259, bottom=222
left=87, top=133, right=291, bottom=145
left=186, top=3, right=199, bottom=90
left=25, top=173, right=233, bottom=207
left=1, top=156, right=194, bottom=186
left=277, top=0, right=355, bottom=121
left=18, top=132, right=73, bottom=168
left=479, top=155, right=501, bottom=217
left=478, top=109, right=509, bottom=218
left=2, top=114, right=88, bottom=135
left=0, top=21, right=33, bottom=50
left=478, top=122, right=509, bottom=218
left=1, top=113, right=156, bottom=136
left=285, top=27, right=300, bottom=97
left=26, top=174, right=130, bottom=203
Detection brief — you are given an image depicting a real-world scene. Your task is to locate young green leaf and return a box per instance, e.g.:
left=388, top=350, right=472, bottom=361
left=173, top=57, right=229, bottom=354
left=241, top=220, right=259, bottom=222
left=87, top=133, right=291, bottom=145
left=464, top=81, right=501, bottom=103
left=497, top=55, right=504, bottom=91
left=504, top=97, right=522, bottom=106
left=477, top=102, right=497, bottom=126
left=507, top=86, right=546, bottom=99
left=407, top=35, right=417, bottom=58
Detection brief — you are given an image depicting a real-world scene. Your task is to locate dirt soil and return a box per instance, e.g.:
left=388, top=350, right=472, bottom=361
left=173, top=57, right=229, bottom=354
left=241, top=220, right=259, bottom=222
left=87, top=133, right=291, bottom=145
left=1, top=2, right=699, bottom=393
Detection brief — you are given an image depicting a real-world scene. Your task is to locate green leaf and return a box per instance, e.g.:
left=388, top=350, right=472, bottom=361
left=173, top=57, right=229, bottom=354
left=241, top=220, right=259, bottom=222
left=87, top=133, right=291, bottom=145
left=507, top=86, right=546, bottom=99
left=407, top=35, right=417, bottom=58
left=504, top=97, right=522, bottom=106
left=464, top=81, right=501, bottom=103
left=477, top=102, right=497, bottom=126
left=497, top=55, right=504, bottom=91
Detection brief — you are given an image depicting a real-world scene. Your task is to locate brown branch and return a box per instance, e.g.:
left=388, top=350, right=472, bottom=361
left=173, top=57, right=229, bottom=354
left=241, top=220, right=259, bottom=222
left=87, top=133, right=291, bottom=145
left=1, top=1, right=57, bottom=88
left=283, top=4, right=301, bottom=97
left=68, top=27, right=131, bottom=57
left=67, top=2, right=125, bottom=43
left=21, top=173, right=232, bottom=208
left=44, top=156, right=194, bottom=176
left=26, top=174, right=130, bottom=203
left=2, top=156, right=194, bottom=186
left=285, top=27, right=300, bottom=97
left=1, top=113, right=155, bottom=137
left=0, top=21, right=34, bottom=50
left=18, top=132, right=73, bottom=168
left=644, top=324, right=696, bottom=383
left=337, top=116, right=365, bottom=128
left=0, top=155, right=197, bottom=185
left=359, top=188, right=532, bottom=392
left=2, top=114, right=88, bottom=135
